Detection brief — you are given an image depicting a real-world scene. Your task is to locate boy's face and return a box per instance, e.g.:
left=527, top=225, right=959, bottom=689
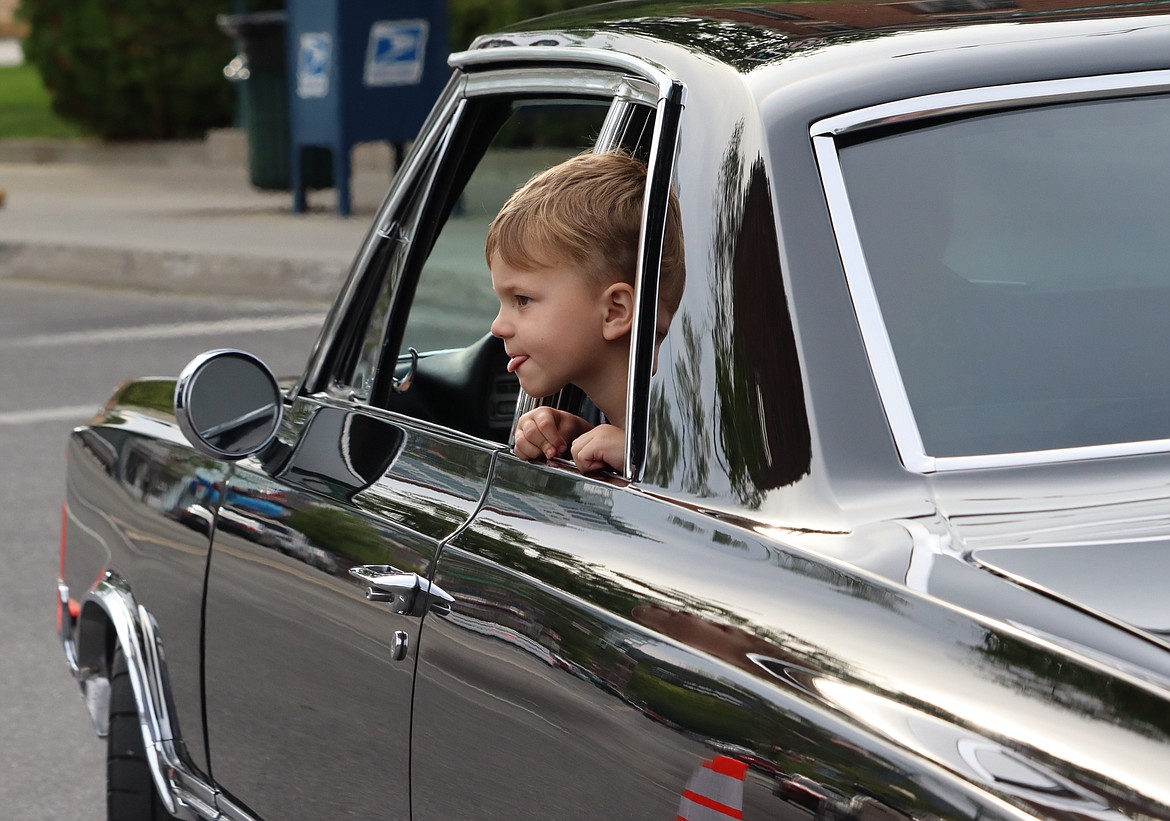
left=489, top=252, right=616, bottom=400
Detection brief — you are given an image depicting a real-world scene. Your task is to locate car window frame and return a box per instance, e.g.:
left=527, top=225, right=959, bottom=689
left=297, top=49, right=686, bottom=477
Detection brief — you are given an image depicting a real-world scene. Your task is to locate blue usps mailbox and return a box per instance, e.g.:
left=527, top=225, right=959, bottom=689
left=286, top=0, right=448, bottom=215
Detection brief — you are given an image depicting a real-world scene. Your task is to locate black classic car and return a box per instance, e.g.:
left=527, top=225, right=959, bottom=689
left=58, top=1, right=1170, bottom=819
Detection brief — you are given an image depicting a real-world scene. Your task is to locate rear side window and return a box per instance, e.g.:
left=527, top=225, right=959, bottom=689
left=836, top=94, right=1170, bottom=458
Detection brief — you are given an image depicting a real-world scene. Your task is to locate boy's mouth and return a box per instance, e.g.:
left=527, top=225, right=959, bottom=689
left=506, top=354, right=529, bottom=373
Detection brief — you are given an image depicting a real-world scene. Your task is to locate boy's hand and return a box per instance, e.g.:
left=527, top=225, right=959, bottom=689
left=513, top=407, right=593, bottom=462
left=570, top=424, right=625, bottom=474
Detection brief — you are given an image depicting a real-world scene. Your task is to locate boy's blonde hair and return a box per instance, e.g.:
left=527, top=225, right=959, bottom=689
left=486, top=151, right=685, bottom=314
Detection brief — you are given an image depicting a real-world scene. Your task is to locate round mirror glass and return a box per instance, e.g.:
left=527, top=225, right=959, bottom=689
left=175, top=350, right=283, bottom=459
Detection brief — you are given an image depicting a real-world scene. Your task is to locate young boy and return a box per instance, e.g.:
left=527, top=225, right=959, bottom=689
left=487, top=151, right=685, bottom=473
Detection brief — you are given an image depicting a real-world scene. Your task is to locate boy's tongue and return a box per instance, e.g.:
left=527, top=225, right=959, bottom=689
left=507, top=355, right=529, bottom=373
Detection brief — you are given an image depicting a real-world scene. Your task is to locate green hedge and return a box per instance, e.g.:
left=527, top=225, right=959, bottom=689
left=15, top=0, right=599, bottom=141
left=449, top=0, right=591, bottom=52
left=18, top=0, right=236, bottom=140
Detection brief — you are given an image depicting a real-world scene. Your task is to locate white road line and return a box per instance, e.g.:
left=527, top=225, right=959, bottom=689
left=11, top=314, right=323, bottom=349
left=0, top=405, right=101, bottom=426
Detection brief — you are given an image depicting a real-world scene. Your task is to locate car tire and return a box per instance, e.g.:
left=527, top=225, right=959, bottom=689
left=107, top=648, right=173, bottom=821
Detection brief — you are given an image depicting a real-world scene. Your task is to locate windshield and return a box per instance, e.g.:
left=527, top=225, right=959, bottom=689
left=838, top=94, right=1170, bottom=458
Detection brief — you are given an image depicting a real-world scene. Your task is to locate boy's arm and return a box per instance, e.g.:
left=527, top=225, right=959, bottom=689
left=570, top=424, right=625, bottom=474
left=513, top=406, right=594, bottom=461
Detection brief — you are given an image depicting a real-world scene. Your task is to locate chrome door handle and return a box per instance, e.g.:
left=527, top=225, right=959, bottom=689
left=349, top=565, right=454, bottom=617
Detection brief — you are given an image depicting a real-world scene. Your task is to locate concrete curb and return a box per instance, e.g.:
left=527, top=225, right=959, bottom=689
left=0, top=243, right=347, bottom=303
left=0, top=138, right=213, bottom=167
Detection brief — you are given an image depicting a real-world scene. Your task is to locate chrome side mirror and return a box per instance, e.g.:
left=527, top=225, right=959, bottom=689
left=174, top=349, right=283, bottom=460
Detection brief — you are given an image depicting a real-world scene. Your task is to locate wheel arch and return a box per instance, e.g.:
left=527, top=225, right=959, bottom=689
left=76, top=572, right=186, bottom=818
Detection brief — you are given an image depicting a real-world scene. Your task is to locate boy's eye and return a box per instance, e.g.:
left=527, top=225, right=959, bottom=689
left=515, top=295, right=531, bottom=307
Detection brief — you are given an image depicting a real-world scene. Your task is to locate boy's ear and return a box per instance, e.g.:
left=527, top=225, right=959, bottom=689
left=600, top=282, right=635, bottom=341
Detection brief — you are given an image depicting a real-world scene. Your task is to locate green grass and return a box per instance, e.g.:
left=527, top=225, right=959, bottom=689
left=0, top=63, right=85, bottom=139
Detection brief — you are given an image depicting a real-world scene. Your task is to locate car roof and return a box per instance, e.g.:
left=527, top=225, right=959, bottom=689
left=471, top=0, right=1170, bottom=112
left=498, top=0, right=1170, bottom=52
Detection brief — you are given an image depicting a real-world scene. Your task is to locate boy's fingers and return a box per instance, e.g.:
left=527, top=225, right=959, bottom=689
left=570, top=439, right=601, bottom=473
left=571, top=425, right=624, bottom=473
left=513, top=433, right=543, bottom=460
left=515, top=422, right=548, bottom=458
left=533, top=414, right=566, bottom=457
left=513, top=411, right=563, bottom=461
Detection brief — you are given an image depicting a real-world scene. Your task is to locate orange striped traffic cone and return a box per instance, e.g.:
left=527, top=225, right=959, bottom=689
left=677, top=755, right=747, bottom=820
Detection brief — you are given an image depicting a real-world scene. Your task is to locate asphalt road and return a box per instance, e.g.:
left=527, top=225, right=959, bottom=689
left=0, top=278, right=327, bottom=820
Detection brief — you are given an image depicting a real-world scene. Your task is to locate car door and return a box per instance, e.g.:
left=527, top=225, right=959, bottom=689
left=403, top=59, right=765, bottom=820
left=200, top=70, right=622, bottom=820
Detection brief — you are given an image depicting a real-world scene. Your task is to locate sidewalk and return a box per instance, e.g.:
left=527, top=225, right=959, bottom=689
left=0, top=130, right=397, bottom=304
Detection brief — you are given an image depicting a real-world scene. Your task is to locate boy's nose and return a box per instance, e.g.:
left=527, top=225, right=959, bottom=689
left=490, top=311, right=510, bottom=339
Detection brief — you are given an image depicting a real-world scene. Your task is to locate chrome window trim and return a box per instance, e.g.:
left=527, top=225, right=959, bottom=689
left=815, top=70, right=1170, bottom=137
left=812, top=71, right=1170, bottom=474
left=814, top=131, right=931, bottom=472
left=460, top=67, right=660, bottom=105
left=298, top=73, right=465, bottom=396
left=595, top=97, right=634, bottom=153
left=626, top=79, right=686, bottom=480
left=450, top=45, right=674, bottom=100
